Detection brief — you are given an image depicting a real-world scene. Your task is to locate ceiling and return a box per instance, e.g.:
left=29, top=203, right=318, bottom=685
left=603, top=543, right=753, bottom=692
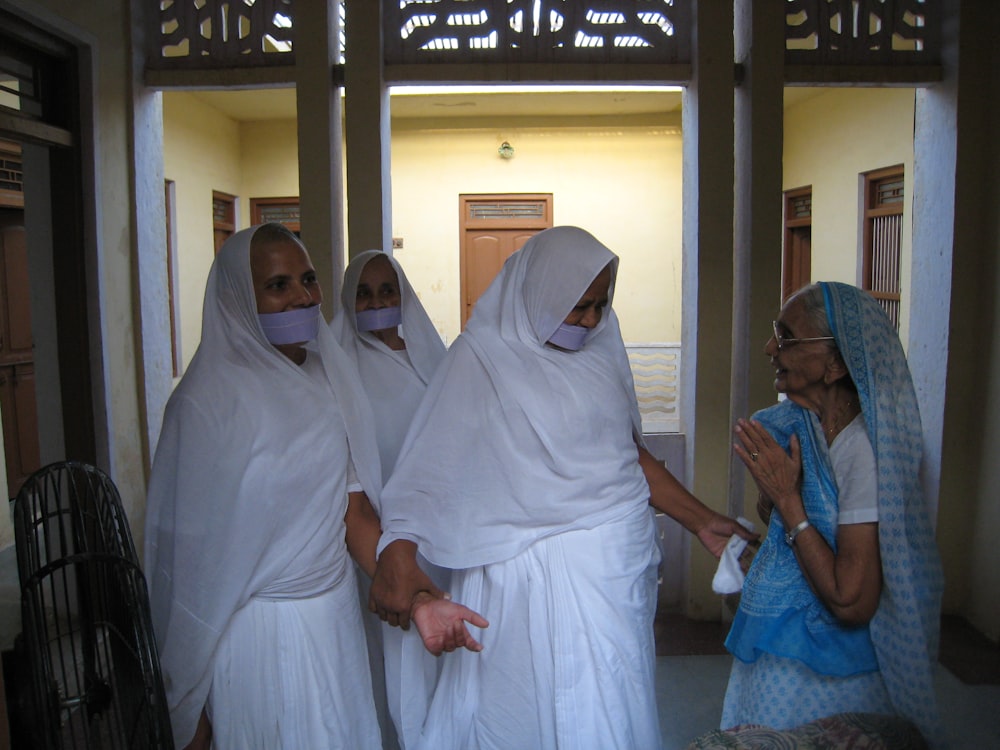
left=185, top=85, right=825, bottom=122
left=186, top=85, right=690, bottom=121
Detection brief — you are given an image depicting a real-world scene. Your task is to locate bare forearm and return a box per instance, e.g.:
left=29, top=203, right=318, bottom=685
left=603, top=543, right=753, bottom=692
left=785, top=520, right=881, bottom=625
left=345, top=491, right=381, bottom=578
left=638, top=445, right=714, bottom=533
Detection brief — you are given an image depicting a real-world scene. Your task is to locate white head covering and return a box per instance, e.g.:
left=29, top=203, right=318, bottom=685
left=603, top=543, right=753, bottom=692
left=332, top=250, right=447, bottom=479
left=144, top=225, right=382, bottom=745
left=377, top=226, right=649, bottom=568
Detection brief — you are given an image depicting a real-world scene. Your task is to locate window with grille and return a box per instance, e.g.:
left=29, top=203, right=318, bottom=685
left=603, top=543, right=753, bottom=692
left=212, top=190, right=237, bottom=254
left=862, top=166, right=904, bottom=328
left=782, top=186, right=812, bottom=303
left=251, top=197, right=301, bottom=234
left=0, top=141, right=24, bottom=207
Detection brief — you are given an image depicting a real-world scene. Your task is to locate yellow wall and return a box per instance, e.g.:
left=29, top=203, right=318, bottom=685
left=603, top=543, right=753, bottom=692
left=783, top=88, right=916, bottom=341
left=390, top=117, right=684, bottom=344
left=164, top=100, right=684, bottom=356
left=166, top=90, right=916, bottom=360
left=240, top=119, right=302, bottom=217
left=163, top=92, right=243, bottom=371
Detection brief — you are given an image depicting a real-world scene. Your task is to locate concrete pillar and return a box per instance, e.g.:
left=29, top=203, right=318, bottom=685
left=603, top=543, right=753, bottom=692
left=343, top=0, right=392, bottom=259
left=681, top=0, right=736, bottom=619
left=295, top=0, right=344, bottom=301
left=731, top=1, right=786, bottom=519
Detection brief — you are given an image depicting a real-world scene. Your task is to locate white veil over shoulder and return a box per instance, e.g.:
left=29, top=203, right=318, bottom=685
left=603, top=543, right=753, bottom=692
left=332, top=250, right=446, bottom=479
left=144, top=226, right=382, bottom=746
left=377, top=226, right=649, bottom=568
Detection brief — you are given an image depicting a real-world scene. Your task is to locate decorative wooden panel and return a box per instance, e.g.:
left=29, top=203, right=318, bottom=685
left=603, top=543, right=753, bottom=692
left=786, top=0, right=939, bottom=66
left=384, top=0, right=691, bottom=65
left=148, top=0, right=295, bottom=69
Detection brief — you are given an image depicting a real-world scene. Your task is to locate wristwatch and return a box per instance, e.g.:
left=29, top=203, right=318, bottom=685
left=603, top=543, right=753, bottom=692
left=785, top=519, right=811, bottom=546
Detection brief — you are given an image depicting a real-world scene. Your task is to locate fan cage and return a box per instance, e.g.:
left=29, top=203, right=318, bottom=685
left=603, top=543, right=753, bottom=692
left=13, top=461, right=173, bottom=749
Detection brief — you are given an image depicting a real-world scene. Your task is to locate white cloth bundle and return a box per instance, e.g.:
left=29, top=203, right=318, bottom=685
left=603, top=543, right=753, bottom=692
left=712, top=516, right=756, bottom=594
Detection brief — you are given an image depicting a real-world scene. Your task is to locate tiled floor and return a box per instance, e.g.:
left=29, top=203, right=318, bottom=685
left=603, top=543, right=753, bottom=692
left=655, top=614, right=1000, bottom=749
left=655, top=654, right=1000, bottom=749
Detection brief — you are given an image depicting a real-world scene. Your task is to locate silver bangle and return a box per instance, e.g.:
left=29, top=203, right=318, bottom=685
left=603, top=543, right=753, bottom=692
left=784, top=518, right=811, bottom=546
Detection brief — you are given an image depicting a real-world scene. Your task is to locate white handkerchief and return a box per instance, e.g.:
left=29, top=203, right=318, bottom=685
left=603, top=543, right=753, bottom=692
left=711, top=516, right=756, bottom=594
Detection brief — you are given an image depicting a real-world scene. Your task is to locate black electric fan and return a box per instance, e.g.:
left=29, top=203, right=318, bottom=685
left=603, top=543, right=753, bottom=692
left=12, top=461, right=173, bottom=749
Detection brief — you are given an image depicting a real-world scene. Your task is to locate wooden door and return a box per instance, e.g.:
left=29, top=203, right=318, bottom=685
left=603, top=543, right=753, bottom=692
left=782, top=187, right=813, bottom=303
left=783, top=226, right=812, bottom=302
left=0, top=207, right=39, bottom=495
left=459, top=194, right=552, bottom=328
left=213, top=190, right=236, bottom=254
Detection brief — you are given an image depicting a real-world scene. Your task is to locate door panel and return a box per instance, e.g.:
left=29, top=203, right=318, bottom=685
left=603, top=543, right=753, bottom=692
left=1, top=214, right=33, bottom=359
left=782, top=225, right=812, bottom=302
left=1, top=363, right=39, bottom=495
left=464, top=229, right=535, bottom=324
left=459, top=194, right=552, bottom=328
left=0, top=207, right=39, bottom=496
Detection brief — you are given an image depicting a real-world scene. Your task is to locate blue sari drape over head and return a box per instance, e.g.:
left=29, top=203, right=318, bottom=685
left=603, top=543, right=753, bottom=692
left=726, top=282, right=944, bottom=745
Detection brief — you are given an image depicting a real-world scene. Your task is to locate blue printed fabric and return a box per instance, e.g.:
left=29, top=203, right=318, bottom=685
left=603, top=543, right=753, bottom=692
left=726, top=282, right=945, bottom=746
left=725, top=399, right=880, bottom=676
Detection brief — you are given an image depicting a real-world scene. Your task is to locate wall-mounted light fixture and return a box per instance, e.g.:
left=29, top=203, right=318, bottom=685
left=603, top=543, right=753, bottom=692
left=498, top=141, right=515, bottom=159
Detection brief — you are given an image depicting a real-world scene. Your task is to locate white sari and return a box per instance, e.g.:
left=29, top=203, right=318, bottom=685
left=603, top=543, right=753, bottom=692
left=333, top=250, right=448, bottom=749
left=144, top=226, right=383, bottom=749
left=378, top=226, right=663, bottom=749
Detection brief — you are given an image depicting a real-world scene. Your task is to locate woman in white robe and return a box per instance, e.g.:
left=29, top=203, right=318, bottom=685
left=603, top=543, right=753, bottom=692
left=333, top=250, right=448, bottom=749
left=370, top=226, right=752, bottom=750
left=145, top=224, right=391, bottom=749
left=333, top=250, right=446, bottom=482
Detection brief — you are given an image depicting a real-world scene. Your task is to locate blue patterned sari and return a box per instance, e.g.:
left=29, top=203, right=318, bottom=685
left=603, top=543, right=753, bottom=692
left=723, top=283, right=944, bottom=746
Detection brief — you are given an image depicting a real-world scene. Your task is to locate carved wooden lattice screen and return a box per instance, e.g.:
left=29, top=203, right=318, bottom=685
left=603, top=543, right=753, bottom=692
left=383, top=0, right=692, bottom=65
left=147, top=0, right=295, bottom=69
left=144, top=1, right=942, bottom=74
left=785, top=0, right=939, bottom=65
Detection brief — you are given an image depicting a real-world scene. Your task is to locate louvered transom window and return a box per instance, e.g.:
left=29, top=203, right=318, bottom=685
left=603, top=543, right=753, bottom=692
left=467, top=200, right=547, bottom=221
left=862, top=167, right=904, bottom=329
left=259, top=204, right=298, bottom=224
left=789, top=192, right=812, bottom=219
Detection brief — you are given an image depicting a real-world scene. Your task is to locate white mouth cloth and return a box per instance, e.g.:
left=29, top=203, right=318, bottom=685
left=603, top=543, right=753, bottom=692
left=711, top=516, right=756, bottom=594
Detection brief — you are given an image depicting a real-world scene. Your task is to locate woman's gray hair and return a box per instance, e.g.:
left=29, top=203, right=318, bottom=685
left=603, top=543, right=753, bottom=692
left=789, top=283, right=833, bottom=339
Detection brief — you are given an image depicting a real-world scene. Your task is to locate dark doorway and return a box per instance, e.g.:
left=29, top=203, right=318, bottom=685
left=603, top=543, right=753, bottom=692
left=1, top=9, right=98, bottom=490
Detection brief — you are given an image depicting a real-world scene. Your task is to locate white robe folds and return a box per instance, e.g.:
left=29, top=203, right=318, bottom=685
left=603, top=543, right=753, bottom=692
left=378, top=226, right=663, bottom=749
left=333, top=250, right=448, bottom=749
left=333, top=249, right=446, bottom=483
left=144, top=226, right=383, bottom=749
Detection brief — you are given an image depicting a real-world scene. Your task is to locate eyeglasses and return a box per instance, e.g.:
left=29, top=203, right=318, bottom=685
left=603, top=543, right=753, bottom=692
left=771, top=320, right=835, bottom=350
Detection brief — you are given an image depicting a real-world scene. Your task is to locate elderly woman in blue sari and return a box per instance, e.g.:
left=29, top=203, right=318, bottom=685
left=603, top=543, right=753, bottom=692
left=722, top=282, right=944, bottom=746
